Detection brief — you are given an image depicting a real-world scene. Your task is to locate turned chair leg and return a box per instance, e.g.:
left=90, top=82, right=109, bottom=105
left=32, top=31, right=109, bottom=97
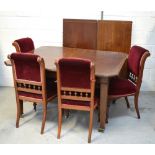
left=41, top=102, right=47, bottom=134
left=16, top=99, right=21, bottom=128
left=125, top=97, right=130, bottom=109
left=33, top=102, right=37, bottom=111
left=88, top=110, right=94, bottom=143
left=134, top=93, right=140, bottom=119
left=57, top=108, right=62, bottom=139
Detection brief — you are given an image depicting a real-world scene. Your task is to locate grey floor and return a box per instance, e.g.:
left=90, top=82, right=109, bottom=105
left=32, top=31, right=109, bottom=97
left=0, top=87, right=155, bottom=144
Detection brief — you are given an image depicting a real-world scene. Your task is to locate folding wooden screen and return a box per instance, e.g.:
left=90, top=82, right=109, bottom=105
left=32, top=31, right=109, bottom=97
left=63, top=19, right=132, bottom=53
left=97, top=20, right=132, bottom=53
left=63, top=19, right=97, bottom=49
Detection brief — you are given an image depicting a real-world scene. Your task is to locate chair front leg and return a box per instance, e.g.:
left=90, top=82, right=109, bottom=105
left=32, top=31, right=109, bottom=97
left=57, top=108, right=62, bottom=139
left=134, top=93, right=140, bottom=119
left=88, top=109, right=94, bottom=143
left=16, top=98, right=21, bottom=128
left=41, top=101, right=47, bottom=134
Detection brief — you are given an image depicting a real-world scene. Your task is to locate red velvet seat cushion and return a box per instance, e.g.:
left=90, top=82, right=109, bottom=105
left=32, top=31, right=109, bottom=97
left=18, top=80, right=57, bottom=100
left=62, top=98, right=98, bottom=107
left=109, top=77, right=137, bottom=96
left=14, top=38, right=35, bottom=53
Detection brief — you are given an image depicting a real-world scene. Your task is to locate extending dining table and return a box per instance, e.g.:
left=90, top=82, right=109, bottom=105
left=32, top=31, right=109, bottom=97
left=4, top=46, right=128, bottom=132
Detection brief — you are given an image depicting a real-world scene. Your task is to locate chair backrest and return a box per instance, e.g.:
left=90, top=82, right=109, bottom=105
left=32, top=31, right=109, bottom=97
left=55, top=58, right=95, bottom=106
left=127, top=45, right=150, bottom=89
left=9, top=53, right=46, bottom=98
left=12, top=37, right=35, bottom=53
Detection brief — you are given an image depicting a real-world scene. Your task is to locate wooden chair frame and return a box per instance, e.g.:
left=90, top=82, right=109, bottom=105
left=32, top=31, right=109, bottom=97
left=108, top=51, right=150, bottom=119
left=8, top=55, right=56, bottom=134
left=12, top=41, right=21, bottom=53
left=55, top=58, right=97, bottom=143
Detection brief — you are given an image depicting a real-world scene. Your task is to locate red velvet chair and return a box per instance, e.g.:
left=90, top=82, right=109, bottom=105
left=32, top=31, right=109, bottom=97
left=12, top=37, right=35, bottom=53
left=108, top=45, right=150, bottom=119
left=12, top=37, right=56, bottom=110
left=8, top=53, right=57, bottom=134
left=55, top=58, right=98, bottom=143
left=12, top=37, right=38, bottom=110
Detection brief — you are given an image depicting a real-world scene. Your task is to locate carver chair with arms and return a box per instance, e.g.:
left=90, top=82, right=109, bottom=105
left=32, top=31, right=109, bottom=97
left=108, top=45, right=150, bottom=120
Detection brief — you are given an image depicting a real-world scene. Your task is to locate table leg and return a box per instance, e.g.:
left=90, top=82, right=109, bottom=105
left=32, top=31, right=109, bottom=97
left=98, top=77, right=109, bottom=132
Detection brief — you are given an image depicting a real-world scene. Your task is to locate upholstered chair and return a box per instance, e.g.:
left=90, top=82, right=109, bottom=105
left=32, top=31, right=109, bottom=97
left=9, top=53, right=57, bottom=134
left=12, top=37, right=35, bottom=53
left=12, top=37, right=56, bottom=111
left=55, top=58, right=98, bottom=143
left=108, top=45, right=150, bottom=119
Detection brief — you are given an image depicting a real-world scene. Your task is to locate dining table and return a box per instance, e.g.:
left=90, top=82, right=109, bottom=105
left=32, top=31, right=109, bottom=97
left=4, top=46, right=128, bottom=132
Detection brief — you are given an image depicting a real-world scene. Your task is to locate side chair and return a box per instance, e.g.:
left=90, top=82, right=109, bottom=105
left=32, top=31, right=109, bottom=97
left=12, top=37, right=37, bottom=109
left=55, top=58, right=98, bottom=143
left=12, top=37, right=56, bottom=111
left=9, top=53, right=57, bottom=134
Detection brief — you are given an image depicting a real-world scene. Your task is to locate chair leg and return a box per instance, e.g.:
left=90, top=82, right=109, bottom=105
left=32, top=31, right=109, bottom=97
left=125, top=97, right=130, bottom=109
left=134, top=93, right=140, bottom=119
left=112, top=100, right=116, bottom=104
left=16, top=99, right=21, bottom=128
left=41, top=102, right=47, bottom=134
left=98, top=105, right=100, bottom=122
left=57, top=108, right=62, bottom=139
left=19, top=100, right=24, bottom=117
left=88, top=110, right=94, bottom=143
left=64, top=110, right=70, bottom=119
left=33, top=102, right=37, bottom=112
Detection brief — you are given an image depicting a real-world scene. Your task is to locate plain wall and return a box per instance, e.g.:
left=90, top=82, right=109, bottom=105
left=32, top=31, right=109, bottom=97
left=0, top=10, right=155, bottom=91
